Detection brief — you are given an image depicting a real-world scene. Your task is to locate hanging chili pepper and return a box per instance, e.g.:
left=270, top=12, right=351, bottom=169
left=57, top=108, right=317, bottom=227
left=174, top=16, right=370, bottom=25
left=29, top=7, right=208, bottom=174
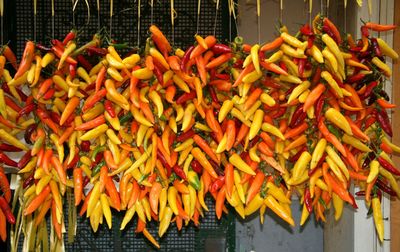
left=377, top=157, right=400, bottom=176
left=0, top=196, right=15, bottom=224
left=374, top=109, right=393, bottom=137
left=173, top=165, right=187, bottom=180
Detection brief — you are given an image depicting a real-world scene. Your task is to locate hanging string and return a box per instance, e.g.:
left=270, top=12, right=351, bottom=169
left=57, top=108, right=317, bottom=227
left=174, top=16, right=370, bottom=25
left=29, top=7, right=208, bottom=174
left=213, top=0, right=220, bottom=36
left=326, top=0, right=329, bottom=18
left=51, top=0, right=55, bottom=39
left=279, top=0, right=283, bottom=25
left=33, top=0, right=37, bottom=41
left=230, top=0, right=238, bottom=39
left=150, top=0, right=154, bottom=25
left=72, top=0, right=75, bottom=27
left=368, top=0, right=372, bottom=19
left=97, top=0, right=100, bottom=31
left=228, top=0, right=232, bottom=41
left=170, top=0, right=175, bottom=45
left=257, top=0, right=260, bottom=44
left=309, top=0, right=312, bottom=27
left=137, top=0, right=141, bottom=46
left=343, top=0, right=347, bottom=34
left=0, top=0, right=3, bottom=45
left=109, top=0, right=113, bottom=38
left=196, top=0, right=201, bottom=35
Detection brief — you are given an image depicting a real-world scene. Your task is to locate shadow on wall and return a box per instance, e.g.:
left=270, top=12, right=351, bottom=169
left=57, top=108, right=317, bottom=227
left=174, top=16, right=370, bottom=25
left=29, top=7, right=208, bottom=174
left=235, top=199, right=323, bottom=252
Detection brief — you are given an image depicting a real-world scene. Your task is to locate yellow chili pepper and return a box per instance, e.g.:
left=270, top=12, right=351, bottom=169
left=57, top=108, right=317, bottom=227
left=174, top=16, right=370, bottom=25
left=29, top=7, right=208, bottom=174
left=266, top=182, right=291, bottom=204
left=133, top=67, right=153, bottom=80
left=167, top=187, right=179, bottom=216
left=342, top=134, right=371, bottom=152
left=120, top=205, right=136, bottom=230
left=287, top=81, right=310, bottom=104
left=182, top=103, right=196, bottom=131
left=281, top=32, right=307, bottom=49
left=0, top=129, right=29, bottom=150
left=149, top=90, right=163, bottom=118
left=279, top=74, right=302, bottom=84
left=217, top=100, right=233, bottom=123
left=100, top=194, right=112, bottom=229
left=260, top=92, right=275, bottom=106
left=106, top=53, right=126, bottom=69
left=325, top=146, right=349, bottom=180
left=261, top=123, right=285, bottom=140
left=321, top=71, right=343, bottom=98
left=230, top=108, right=251, bottom=127
left=372, top=56, right=392, bottom=77
left=248, top=109, right=264, bottom=140
left=249, top=144, right=261, bottom=163
left=325, top=108, right=352, bottom=135
left=379, top=167, right=400, bottom=198
left=130, top=105, right=153, bottom=127
left=367, top=160, right=380, bottom=183
left=229, top=153, right=256, bottom=175
left=135, top=200, right=146, bottom=223
left=244, top=193, right=264, bottom=216
left=264, top=195, right=295, bottom=226
left=326, top=156, right=346, bottom=182
left=321, top=34, right=344, bottom=68
left=372, top=197, right=384, bottom=242
left=300, top=203, right=310, bottom=226
left=87, top=182, right=101, bottom=217
left=308, top=45, right=324, bottom=63
left=41, top=52, right=55, bottom=68
left=322, top=47, right=338, bottom=73
left=332, top=193, right=344, bottom=221
left=377, top=38, right=399, bottom=59
left=159, top=206, right=173, bottom=237
left=80, top=124, right=108, bottom=141
left=251, top=44, right=261, bottom=74
left=310, top=139, right=327, bottom=170
left=234, top=170, right=246, bottom=204
left=242, top=70, right=263, bottom=83
left=291, top=151, right=311, bottom=180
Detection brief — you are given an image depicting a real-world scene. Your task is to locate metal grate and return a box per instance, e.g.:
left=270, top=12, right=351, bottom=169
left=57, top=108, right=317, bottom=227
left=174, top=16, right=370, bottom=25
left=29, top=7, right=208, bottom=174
left=14, top=0, right=233, bottom=56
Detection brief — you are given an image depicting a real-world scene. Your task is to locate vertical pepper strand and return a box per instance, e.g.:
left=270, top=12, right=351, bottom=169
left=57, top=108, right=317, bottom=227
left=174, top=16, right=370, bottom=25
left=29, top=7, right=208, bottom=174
left=97, top=0, right=100, bottom=30
left=72, top=0, right=76, bottom=27
left=280, top=0, right=283, bottom=24
left=0, top=0, right=3, bottom=45
left=308, top=0, right=312, bottom=27
left=150, top=0, right=154, bottom=25
left=213, top=0, right=220, bottom=36
left=257, top=0, right=261, bottom=44
left=228, top=0, right=231, bottom=41
left=170, top=0, right=175, bottom=45
left=343, top=0, right=347, bottom=34
left=51, top=0, right=55, bottom=39
left=137, top=0, right=141, bottom=46
left=196, top=0, right=201, bottom=35
left=33, top=0, right=37, bottom=41
left=109, top=0, right=113, bottom=38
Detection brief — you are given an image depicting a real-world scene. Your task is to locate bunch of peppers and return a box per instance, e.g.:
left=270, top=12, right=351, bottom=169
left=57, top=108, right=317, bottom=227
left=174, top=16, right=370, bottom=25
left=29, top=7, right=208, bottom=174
left=0, top=14, right=398, bottom=250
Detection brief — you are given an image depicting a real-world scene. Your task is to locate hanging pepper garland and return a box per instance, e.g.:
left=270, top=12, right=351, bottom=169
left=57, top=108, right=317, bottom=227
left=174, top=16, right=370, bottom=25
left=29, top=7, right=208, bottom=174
left=0, top=11, right=398, bottom=250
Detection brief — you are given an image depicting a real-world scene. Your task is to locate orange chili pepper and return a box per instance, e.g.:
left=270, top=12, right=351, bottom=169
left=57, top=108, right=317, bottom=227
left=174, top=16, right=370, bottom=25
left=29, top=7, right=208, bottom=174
left=14, top=41, right=35, bottom=80
left=24, top=185, right=51, bottom=215
left=303, top=83, right=326, bottom=112
left=260, top=37, right=284, bottom=52
left=193, top=134, right=220, bottom=164
left=73, top=168, right=83, bottom=206
left=224, top=163, right=234, bottom=198
left=246, top=172, right=265, bottom=205
left=215, top=186, right=226, bottom=220
left=51, top=200, right=62, bottom=239
left=51, top=156, right=67, bottom=184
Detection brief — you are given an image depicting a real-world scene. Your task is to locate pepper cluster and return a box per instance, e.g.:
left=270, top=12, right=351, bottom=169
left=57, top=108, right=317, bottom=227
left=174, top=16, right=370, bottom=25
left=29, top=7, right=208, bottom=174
left=0, top=15, right=399, bottom=249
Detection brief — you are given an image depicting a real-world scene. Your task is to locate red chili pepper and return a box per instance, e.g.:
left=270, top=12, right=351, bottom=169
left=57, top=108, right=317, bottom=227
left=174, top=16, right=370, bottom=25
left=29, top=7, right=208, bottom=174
left=304, top=188, right=313, bottom=213
left=86, top=46, right=108, bottom=56
left=176, top=91, right=196, bottom=105
left=24, top=124, right=37, bottom=145
left=271, top=106, right=287, bottom=119
left=262, top=78, right=281, bottom=89
left=80, top=141, right=91, bottom=152
left=52, top=46, right=77, bottom=65
left=378, top=157, right=400, bottom=176
left=62, top=30, right=76, bottom=45
left=173, top=165, right=187, bottom=180
left=15, top=88, right=28, bottom=102
left=0, top=152, right=18, bottom=167
left=289, top=104, right=305, bottom=128
left=0, top=196, right=15, bottom=224
left=360, top=26, right=370, bottom=37
left=355, top=191, right=366, bottom=197
left=191, top=159, right=203, bottom=174
left=298, top=58, right=306, bottom=77
left=361, top=81, right=378, bottom=100
left=300, top=24, right=314, bottom=36
left=82, top=176, right=90, bottom=188
left=69, top=63, right=77, bottom=79
left=180, top=45, right=195, bottom=71
left=4, top=96, right=22, bottom=113
left=22, top=174, right=34, bottom=189
left=18, top=151, right=32, bottom=169
left=215, top=73, right=230, bottom=80
left=0, top=143, right=22, bottom=152
left=66, top=154, right=80, bottom=170
left=369, top=38, right=382, bottom=57
left=42, top=88, right=55, bottom=100
left=50, top=111, right=61, bottom=125
left=375, top=109, right=393, bottom=137
left=211, top=44, right=232, bottom=54
left=35, top=43, right=52, bottom=52
left=210, top=176, right=225, bottom=193
left=376, top=179, right=397, bottom=197
left=157, top=150, right=172, bottom=177
left=279, top=62, right=288, bottom=72
left=307, top=36, right=315, bottom=49
left=308, top=153, right=327, bottom=176
left=17, top=103, right=35, bottom=121
left=176, top=129, right=195, bottom=143
left=153, top=63, right=164, bottom=86
left=289, top=146, right=307, bottom=163
left=314, top=94, right=325, bottom=123
left=347, top=73, right=365, bottom=84
left=76, top=55, right=92, bottom=71
left=51, top=39, right=64, bottom=49
left=104, top=100, right=116, bottom=118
